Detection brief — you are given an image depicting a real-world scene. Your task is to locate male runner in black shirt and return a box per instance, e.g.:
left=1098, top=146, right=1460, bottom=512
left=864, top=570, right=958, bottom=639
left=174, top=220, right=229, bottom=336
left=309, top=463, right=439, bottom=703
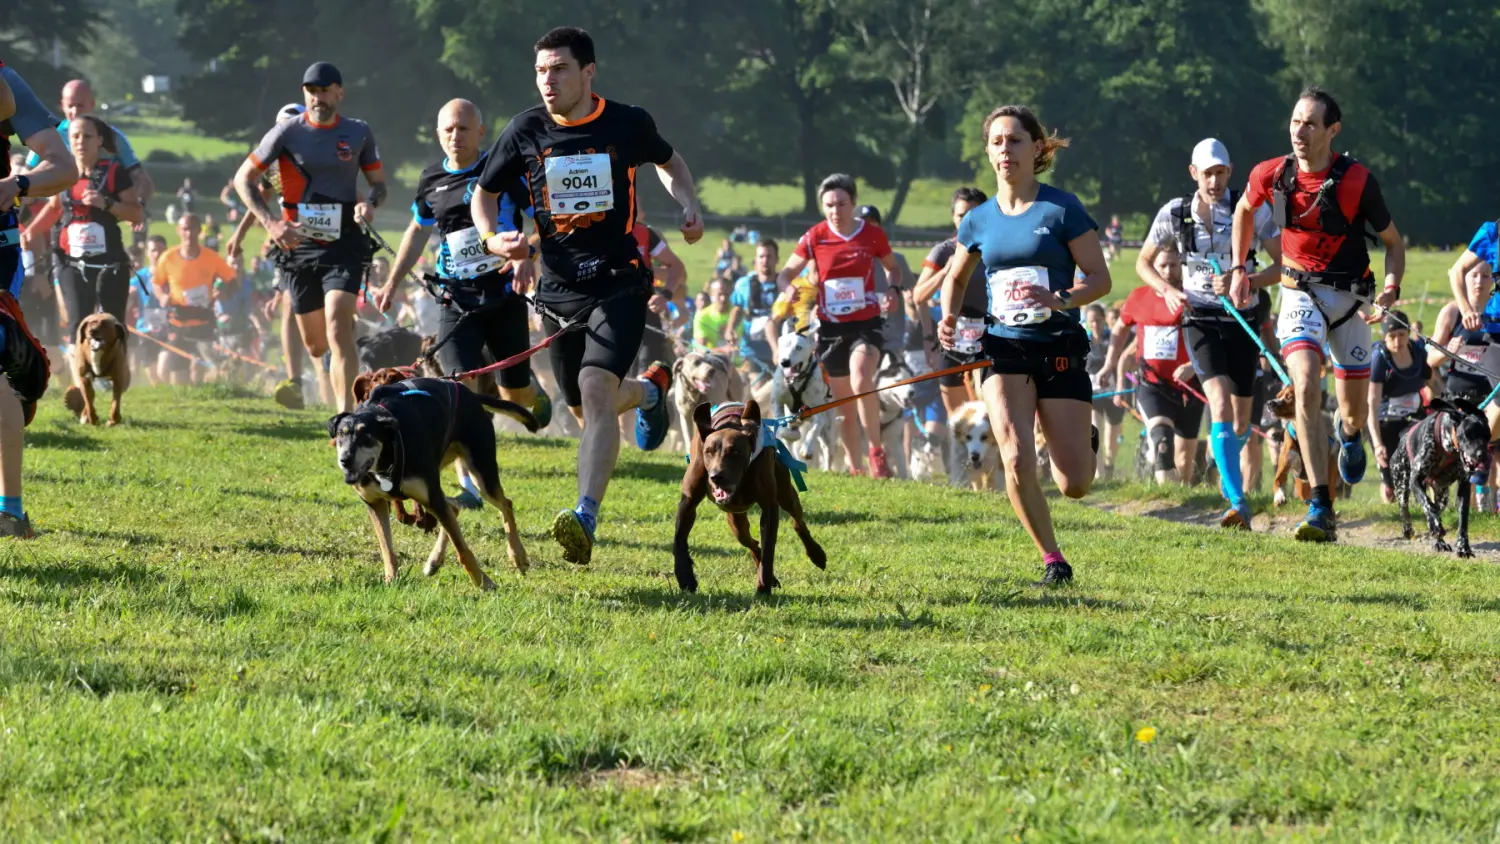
left=472, top=26, right=703, bottom=565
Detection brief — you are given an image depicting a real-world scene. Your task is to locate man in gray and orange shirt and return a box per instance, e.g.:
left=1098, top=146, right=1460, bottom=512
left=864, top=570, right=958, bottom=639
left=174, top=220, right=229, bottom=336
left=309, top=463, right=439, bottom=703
left=232, top=61, right=386, bottom=412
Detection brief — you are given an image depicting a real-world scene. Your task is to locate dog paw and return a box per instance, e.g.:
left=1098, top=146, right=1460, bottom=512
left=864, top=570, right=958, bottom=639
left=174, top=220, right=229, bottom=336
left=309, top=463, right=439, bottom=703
left=105, top=419, right=120, bottom=427
left=510, top=547, right=530, bottom=575
left=675, top=566, right=698, bottom=593
left=755, top=575, right=782, bottom=595
left=477, top=574, right=497, bottom=591
left=1401, top=528, right=1414, bottom=541
left=807, top=543, right=828, bottom=570
left=423, top=557, right=443, bottom=576
left=1457, top=545, right=1475, bottom=559
left=1273, top=490, right=1287, bottom=508
left=1434, top=540, right=1452, bottom=553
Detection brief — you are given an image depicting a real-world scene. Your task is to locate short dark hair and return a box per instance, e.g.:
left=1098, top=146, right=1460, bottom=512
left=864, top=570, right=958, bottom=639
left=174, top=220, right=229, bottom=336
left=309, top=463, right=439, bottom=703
left=1298, top=86, right=1342, bottom=127
left=817, top=173, right=857, bottom=203
left=757, top=238, right=779, bottom=255
left=535, top=27, right=596, bottom=67
left=952, top=186, right=987, bottom=207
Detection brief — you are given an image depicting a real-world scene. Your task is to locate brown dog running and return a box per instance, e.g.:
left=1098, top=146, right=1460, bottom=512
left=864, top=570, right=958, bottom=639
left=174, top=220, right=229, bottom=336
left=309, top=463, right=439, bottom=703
left=673, top=399, right=826, bottom=595
left=64, top=313, right=130, bottom=426
left=1265, top=384, right=1347, bottom=506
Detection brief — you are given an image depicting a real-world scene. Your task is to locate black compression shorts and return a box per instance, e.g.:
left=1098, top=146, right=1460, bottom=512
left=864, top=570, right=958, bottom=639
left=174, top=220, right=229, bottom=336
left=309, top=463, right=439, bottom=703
left=539, top=286, right=649, bottom=409
left=978, top=327, right=1092, bottom=403
left=435, top=287, right=533, bottom=390
left=1183, top=319, right=1258, bottom=398
left=1137, top=378, right=1205, bottom=439
left=817, top=318, right=884, bottom=379
left=57, top=260, right=131, bottom=336
left=285, top=263, right=363, bottom=315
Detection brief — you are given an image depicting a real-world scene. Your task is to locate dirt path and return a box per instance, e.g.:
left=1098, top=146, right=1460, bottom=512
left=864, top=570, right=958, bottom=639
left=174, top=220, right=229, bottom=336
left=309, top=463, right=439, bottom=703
left=1090, top=498, right=1500, bottom=561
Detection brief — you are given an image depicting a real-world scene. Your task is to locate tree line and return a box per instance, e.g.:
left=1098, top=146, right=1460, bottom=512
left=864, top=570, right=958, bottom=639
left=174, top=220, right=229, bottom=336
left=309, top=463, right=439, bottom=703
left=6, top=0, right=1498, bottom=243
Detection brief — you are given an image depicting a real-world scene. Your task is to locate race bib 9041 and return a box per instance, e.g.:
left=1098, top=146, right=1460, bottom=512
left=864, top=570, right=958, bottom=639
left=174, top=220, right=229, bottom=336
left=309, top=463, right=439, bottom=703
left=545, top=154, right=614, bottom=214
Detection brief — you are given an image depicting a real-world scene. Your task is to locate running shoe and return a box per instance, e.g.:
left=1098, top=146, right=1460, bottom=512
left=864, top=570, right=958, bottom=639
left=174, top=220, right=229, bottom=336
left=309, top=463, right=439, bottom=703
left=1037, top=560, right=1074, bottom=586
left=274, top=378, right=304, bottom=410
left=528, top=373, right=554, bottom=430
left=1336, top=425, right=1366, bottom=485
left=1219, top=506, right=1252, bottom=531
left=1294, top=503, right=1336, bottom=543
left=453, top=489, right=483, bottom=511
left=633, top=361, right=672, bottom=451
left=0, top=512, right=35, bottom=539
left=550, top=508, right=595, bottom=565
left=868, top=445, right=894, bottom=479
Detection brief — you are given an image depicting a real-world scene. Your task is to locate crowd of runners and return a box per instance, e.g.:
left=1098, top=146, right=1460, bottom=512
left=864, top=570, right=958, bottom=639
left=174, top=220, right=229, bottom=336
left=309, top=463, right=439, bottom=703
left=3, top=31, right=1500, bottom=581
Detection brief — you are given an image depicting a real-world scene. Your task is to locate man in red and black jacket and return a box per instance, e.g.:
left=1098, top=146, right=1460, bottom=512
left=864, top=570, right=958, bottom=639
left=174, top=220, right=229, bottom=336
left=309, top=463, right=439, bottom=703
left=1229, top=86, right=1406, bottom=543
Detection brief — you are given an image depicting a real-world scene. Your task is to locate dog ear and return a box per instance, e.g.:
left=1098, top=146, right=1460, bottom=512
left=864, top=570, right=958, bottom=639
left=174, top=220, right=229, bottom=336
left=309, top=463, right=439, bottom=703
left=352, top=373, right=372, bottom=403
left=742, top=399, right=762, bottom=427
left=371, top=407, right=401, bottom=435
left=672, top=357, right=685, bottom=378
left=1426, top=397, right=1457, bottom=417
left=693, top=402, right=714, bottom=442
left=1452, top=398, right=1483, bottom=419
left=327, top=412, right=351, bottom=440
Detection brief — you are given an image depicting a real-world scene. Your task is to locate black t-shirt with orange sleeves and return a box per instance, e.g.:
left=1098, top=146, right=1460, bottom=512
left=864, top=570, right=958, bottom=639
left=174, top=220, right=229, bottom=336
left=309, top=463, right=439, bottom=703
left=477, top=95, right=674, bottom=297
left=1243, top=154, right=1392, bottom=281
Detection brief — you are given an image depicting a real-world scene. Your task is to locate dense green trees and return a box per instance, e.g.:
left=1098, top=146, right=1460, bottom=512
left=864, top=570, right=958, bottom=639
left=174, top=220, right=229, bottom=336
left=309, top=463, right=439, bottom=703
left=12, top=0, right=1490, bottom=240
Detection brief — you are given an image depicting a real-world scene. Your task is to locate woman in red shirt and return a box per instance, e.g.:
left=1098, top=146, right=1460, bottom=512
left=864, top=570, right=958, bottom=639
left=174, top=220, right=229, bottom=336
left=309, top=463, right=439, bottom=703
left=1103, top=244, right=1205, bottom=485
left=774, top=174, right=906, bottom=477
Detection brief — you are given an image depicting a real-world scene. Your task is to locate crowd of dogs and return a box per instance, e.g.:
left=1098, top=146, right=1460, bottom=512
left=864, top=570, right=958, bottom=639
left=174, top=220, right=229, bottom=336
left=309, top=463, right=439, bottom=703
left=50, top=306, right=1496, bottom=590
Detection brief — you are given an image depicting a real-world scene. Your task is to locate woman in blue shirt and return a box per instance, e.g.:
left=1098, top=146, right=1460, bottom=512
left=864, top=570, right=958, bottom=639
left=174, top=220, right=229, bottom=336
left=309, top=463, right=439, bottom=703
left=937, top=105, right=1112, bottom=585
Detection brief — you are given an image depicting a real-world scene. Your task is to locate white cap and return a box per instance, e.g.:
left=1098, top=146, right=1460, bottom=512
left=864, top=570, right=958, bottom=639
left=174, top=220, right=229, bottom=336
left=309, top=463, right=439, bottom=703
left=1191, top=138, right=1231, bottom=171
left=275, top=103, right=306, bottom=122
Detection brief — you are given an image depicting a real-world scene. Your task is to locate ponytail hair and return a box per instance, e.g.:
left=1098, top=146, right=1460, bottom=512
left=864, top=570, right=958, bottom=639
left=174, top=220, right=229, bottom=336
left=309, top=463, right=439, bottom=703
left=980, top=105, right=1069, bottom=174
left=75, top=114, right=118, bottom=156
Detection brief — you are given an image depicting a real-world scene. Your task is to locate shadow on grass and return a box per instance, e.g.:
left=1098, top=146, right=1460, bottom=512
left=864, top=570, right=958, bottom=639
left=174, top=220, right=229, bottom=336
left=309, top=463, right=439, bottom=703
left=1182, top=588, right=1429, bottom=610
left=240, top=538, right=336, bottom=557
left=612, top=462, right=691, bottom=485
left=232, top=422, right=327, bottom=442
left=607, top=584, right=856, bottom=613
left=56, top=527, right=169, bottom=548
left=0, top=558, right=161, bottom=588
left=27, top=428, right=104, bottom=451
left=4, top=653, right=197, bottom=697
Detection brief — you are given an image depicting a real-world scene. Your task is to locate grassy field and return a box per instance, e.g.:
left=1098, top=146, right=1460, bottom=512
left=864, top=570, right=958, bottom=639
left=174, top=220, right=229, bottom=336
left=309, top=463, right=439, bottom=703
left=5, top=386, right=1500, bottom=839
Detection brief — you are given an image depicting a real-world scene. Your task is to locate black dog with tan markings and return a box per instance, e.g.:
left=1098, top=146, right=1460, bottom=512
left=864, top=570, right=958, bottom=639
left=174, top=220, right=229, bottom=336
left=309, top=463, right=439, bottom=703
left=673, top=400, right=826, bottom=595
left=329, top=377, right=537, bottom=589
left=1390, top=398, right=1491, bottom=558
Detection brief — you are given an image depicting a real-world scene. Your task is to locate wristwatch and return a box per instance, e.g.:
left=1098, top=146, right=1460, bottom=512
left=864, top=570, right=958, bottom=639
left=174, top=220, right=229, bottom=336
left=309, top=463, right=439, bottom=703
left=14, top=175, right=30, bottom=198
left=1057, top=289, right=1074, bottom=305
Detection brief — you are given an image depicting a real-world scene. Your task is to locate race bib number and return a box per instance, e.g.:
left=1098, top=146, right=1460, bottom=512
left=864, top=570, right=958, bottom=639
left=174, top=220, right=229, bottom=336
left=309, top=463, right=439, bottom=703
left=1380, top=391, right=1422, bottom=420
left=66, top=222, right=107, bottom=258
left=1456, top=344, right=1490, bottom=375
left=986, top=266, right=1052, bottom=326
left=954, top=316, right=986, bottom=355
left=823, top=276, right=867, bottom=317
left=1143, top=325, right=1180, bottom=361
left=1276, top=289, right=1327, bottom=346
left=296, top=204, right=342, bottom=243
left=444, top=228, right=499, bottom=279
left=1182, top=252, right=1230, bottom=304
left=544, top=154, right=614, bottom=214
left=182, top=285, right=211, bottom=308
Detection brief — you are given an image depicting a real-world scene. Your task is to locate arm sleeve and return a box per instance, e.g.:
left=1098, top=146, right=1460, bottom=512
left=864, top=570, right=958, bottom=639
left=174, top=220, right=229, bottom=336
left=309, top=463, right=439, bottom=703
left=1060, top=193, right=1099, bottom=242
left=411, top=199, right=436, bottom=227
left=477, top=123, right=525, bottom=194
left=113, top=129, right=140, bottom=169
left=248, top=123, right=288, bottom=170
left=0, top=66, right=59, bottom=145
left=1358, top=171, right=1393, bottom=232
left=647, top=227, right=667, bottom=257
left=1145, top=202, right=1177, bottom=248
left=957, top=214, right=980, bottom=253
left=359, top=124, right=381, bottom=172
left=633, top=107, right=674, bottom=167
left=1118, top=294, right=1138, bottom=328
left=1243, top=161, right=1273, bottom=209
left=923, top=240, right=953, bottom=271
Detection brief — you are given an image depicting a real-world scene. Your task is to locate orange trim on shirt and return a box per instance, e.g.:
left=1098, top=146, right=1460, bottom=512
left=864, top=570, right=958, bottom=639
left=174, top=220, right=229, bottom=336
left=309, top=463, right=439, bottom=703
left=303, top=112, right=342, bottom=130
left=921, top=259, right=940, bottom=271
left=625, top=166, right=637, bottom=235
left=247, top=152, right=267, bottom=171
left=360, top=161, right=383, bottom=173
left=553, top=95, right=607, bottom=127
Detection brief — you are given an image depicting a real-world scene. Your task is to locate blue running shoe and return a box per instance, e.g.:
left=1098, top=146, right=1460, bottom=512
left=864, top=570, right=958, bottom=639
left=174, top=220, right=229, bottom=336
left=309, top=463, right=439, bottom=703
left=1336, top=425, right=1367, bottom=485
left=550, top=508, right=595, bottom=565
left=634, top=361, right=672, bottom=451
left=1295, top=503, right=1336, bottom=543
left=452, top=489, right=483, bottom=511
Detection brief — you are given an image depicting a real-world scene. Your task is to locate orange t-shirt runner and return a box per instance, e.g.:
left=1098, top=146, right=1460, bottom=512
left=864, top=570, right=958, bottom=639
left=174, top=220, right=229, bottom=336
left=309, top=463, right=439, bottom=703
left=153, top=247, right=235, bottom=328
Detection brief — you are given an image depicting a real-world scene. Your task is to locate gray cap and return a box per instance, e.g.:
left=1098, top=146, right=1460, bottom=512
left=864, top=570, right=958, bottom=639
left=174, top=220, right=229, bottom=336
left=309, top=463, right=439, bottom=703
left=302, top=62, right=342, bottom=88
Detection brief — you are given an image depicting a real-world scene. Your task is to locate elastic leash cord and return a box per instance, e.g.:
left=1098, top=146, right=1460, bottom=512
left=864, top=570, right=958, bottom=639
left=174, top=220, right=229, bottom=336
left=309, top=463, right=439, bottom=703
left=442, top=288, right=642, bottom=382
left=793, top=360, right=990, bottom=421
left=128, top=326, right=205, bottom=365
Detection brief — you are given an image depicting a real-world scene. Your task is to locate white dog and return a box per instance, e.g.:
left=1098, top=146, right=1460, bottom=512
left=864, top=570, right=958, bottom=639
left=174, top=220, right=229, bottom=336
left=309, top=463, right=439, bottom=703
left=770, top=327, right=837, bottom=471
left=949, top=400, right=1000, bottom=491
left=875, top=352, right=916, bottom=479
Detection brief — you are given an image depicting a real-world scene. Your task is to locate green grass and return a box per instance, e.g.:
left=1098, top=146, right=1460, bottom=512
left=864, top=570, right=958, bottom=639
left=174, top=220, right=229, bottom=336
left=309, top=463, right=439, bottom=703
left=698, top=178, right=964, bottom=230
left=7, top=386, right=1500, bottom=839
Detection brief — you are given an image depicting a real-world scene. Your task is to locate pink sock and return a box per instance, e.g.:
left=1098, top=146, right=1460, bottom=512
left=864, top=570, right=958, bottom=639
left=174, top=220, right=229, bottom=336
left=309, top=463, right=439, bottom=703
left=1043, top=551, right=1067, bottom=566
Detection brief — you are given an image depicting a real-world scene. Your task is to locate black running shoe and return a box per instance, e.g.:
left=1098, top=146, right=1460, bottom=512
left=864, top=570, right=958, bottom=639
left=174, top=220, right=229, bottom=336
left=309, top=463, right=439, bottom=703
left=1038, top=560, right=1073, bottom=586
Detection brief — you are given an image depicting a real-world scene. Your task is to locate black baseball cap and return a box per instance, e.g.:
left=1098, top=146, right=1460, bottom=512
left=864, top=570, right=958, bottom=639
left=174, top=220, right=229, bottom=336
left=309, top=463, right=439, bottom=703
left=857, top=204, right=882, bottom=224
left=302, top=62, right=343, bottom=88
left=1382, top=309, right=1410, bottom=334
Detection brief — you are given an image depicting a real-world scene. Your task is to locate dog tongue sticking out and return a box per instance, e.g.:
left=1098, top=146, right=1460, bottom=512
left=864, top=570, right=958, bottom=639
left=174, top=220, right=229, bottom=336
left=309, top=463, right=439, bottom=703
left=710, top=483, right=733, bottom=503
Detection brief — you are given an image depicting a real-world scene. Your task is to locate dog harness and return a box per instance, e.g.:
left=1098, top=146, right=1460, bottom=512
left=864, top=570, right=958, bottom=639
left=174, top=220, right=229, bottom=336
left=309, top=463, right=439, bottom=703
left=711, top=402, right=810, bottom=492
left=708, top=403, right=767, bottom=464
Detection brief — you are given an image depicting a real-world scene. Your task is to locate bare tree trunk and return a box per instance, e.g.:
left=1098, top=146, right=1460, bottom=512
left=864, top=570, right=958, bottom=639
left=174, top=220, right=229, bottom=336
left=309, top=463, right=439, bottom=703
left=796, top=93, right=819, bottom=214
left=887, top=122, right=923, bottom=226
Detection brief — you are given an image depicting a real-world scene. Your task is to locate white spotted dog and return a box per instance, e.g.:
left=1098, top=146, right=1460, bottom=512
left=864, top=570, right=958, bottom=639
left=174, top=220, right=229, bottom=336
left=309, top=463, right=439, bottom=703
left=949, top=400, right=1000, bottom=491
left=875, top=351, right=917, bottom=479
left=771, top=326, right=837, bottom=471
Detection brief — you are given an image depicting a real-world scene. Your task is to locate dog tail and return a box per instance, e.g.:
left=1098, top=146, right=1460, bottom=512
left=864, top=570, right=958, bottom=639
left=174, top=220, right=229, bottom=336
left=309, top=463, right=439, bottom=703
left=63, top=385, right=84, bottom=415
left=475, top=394, right=540, bottom=433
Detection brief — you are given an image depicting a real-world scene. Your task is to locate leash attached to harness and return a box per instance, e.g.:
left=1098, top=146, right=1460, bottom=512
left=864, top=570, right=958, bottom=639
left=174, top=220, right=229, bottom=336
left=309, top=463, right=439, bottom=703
left=1208, top=258, right=1292, bottom=387
left=127, top=325, right=204, bottom=365
left=442, top=287, right=643, bottom=383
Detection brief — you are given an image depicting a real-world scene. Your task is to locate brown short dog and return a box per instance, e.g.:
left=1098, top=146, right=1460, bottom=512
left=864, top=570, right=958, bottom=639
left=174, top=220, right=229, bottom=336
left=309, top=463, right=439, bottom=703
left=65, top=313, right=130, bottom=426
left=673, top=400, right=826, bottom=595
left=1266, top=384, right=1348, bottom=506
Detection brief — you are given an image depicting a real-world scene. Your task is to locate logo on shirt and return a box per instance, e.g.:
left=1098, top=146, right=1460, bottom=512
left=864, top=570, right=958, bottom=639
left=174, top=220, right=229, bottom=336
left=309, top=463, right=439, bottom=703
left=1034, top=227, right=1051, bottom=236
left=335, top=140, right=353, bottom=162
